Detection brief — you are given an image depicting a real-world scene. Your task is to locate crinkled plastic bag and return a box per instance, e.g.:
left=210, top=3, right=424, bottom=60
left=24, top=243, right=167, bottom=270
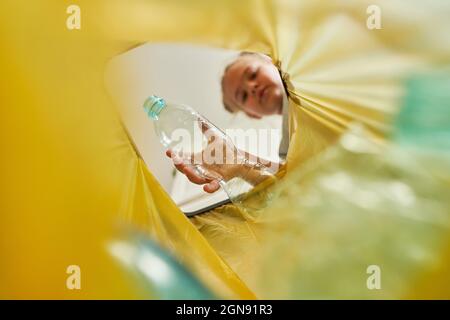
left=254, top=127, right=450, bottom=299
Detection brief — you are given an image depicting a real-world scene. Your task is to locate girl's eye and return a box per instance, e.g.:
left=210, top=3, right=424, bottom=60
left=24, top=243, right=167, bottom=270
left=249, top=69, right=258, bottom=80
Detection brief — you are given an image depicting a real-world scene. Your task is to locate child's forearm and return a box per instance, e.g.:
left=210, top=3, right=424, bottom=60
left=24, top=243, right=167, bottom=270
left=215, top=150, right=280, bottom=183
left=241, top=150, right=280, bottom=174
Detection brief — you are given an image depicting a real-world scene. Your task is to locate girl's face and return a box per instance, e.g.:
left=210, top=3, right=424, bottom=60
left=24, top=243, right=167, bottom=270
left=222, top=55, right=284, bottom=118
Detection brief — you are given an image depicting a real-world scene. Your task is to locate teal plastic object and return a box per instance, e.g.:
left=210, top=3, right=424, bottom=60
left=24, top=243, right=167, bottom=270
left=393, top=69, right=450, bottom=152
left=143, top=95, right=166, bottom=120
left=109, top=232, right=216, bottom=300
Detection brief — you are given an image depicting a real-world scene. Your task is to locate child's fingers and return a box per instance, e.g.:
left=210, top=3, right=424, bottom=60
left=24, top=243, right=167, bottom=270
left=183, top=166, right=210, bottom=185
left=203, top=180, right=220, bottom=193
left=167, top=148, right=220, bottom=193
left=166, top=149, right=187, bottom=171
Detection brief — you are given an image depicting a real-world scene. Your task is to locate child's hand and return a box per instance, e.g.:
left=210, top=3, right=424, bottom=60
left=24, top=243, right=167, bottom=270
left=165, top=149, right=221, bottom=193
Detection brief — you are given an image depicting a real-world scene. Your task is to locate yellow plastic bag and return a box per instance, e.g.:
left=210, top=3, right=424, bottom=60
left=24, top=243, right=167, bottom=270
left=1, top=0, right=449, bottom=298
left=255, top=128, right=450, bottom=298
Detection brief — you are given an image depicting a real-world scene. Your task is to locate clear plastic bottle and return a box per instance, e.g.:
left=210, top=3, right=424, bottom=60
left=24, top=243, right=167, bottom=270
left=143, top=95, right=276, bottom=210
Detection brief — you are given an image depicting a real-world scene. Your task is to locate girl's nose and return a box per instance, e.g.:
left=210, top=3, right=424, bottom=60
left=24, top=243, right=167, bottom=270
left=248, top=81, right=259, bottom=96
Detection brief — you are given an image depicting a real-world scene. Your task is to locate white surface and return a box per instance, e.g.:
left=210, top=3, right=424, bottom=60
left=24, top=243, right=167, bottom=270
left=105, top=43, right=282, bottom=210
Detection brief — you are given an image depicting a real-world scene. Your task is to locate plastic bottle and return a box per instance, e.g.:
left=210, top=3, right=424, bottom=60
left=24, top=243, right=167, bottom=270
left=143, top=95, right=276, bottom=210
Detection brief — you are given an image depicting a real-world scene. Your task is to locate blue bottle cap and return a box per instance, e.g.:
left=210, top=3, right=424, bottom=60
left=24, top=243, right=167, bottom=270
left=143, top=95, right=166, bottom=120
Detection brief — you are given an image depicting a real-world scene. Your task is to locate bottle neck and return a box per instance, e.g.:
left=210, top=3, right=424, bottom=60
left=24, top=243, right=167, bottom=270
left=143, top=95, right=166, bottom=120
